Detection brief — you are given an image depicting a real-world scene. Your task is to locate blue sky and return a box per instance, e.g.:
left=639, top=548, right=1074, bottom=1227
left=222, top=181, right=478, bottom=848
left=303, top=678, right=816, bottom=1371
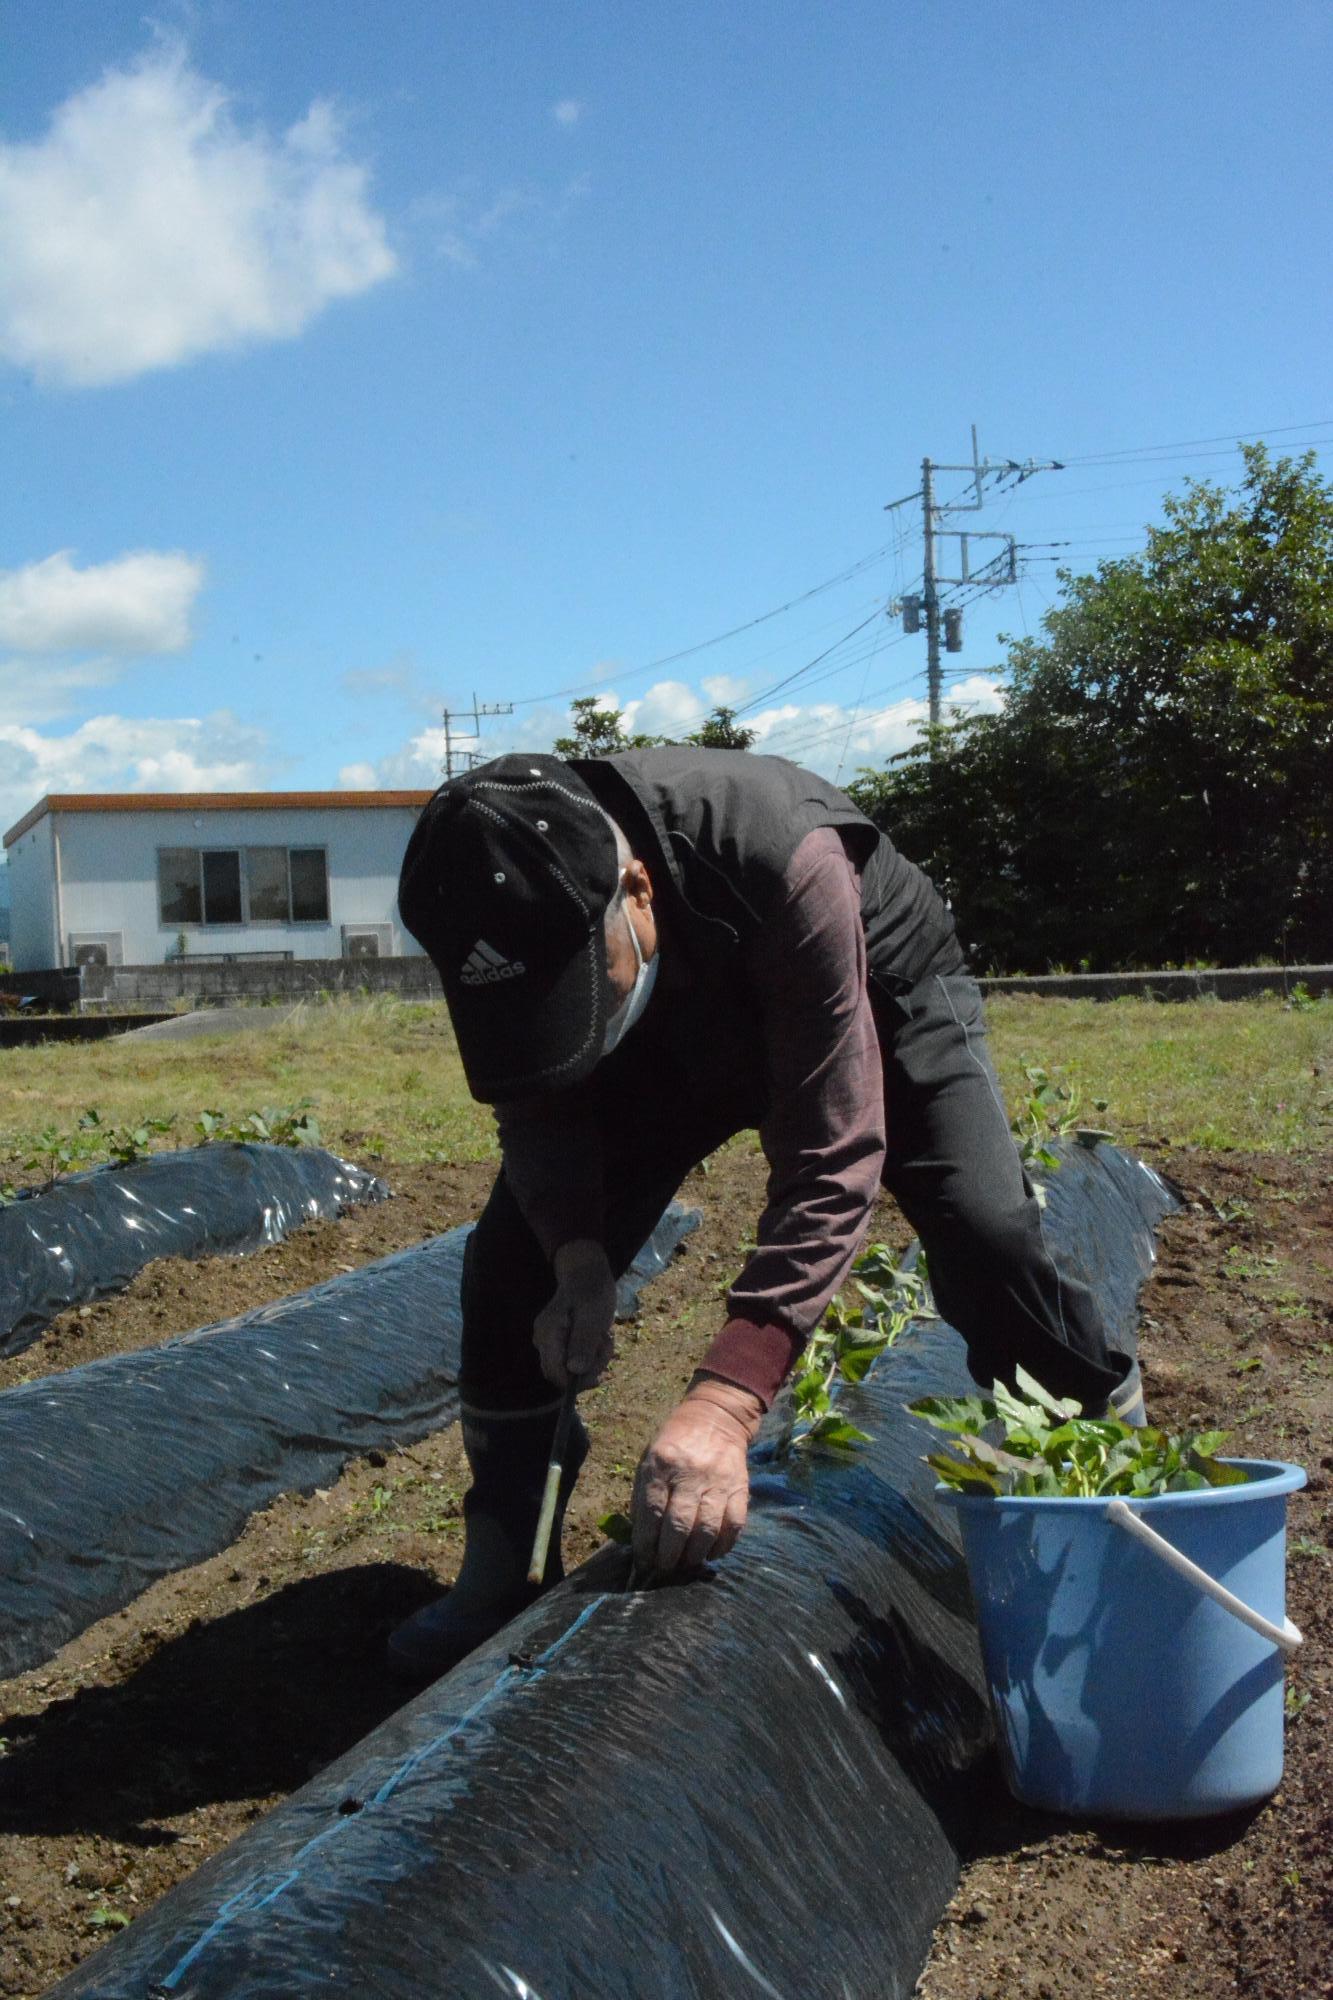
left=1, top=0, right=1330, bottom=837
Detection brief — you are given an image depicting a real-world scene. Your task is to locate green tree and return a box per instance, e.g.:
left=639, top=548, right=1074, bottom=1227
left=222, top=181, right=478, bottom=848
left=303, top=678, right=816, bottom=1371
left=685, top=705, right=757, bottom=750
left=553, top=695, right=666, bottom=757
left=849, top=446, right=1333, bottom=971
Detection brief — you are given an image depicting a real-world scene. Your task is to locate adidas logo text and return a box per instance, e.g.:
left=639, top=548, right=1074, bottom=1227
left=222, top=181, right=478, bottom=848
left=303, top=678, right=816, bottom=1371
left=461, top=939, right=526, bottom=986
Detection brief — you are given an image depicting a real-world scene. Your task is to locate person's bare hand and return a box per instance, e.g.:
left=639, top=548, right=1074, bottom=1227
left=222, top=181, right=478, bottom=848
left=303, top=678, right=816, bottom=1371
left=632, top=1376, right=765, bottom=1577
left=533, top=1238, right=618, bottom=1388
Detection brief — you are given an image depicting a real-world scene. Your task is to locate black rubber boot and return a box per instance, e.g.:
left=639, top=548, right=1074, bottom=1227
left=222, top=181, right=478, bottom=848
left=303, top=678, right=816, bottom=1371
left=386, top=1397, right=589, bottom=1682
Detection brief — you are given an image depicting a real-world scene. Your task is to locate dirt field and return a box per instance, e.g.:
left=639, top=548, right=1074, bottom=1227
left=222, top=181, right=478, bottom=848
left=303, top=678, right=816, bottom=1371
left=0, top=1141, right=1328, bottom=1998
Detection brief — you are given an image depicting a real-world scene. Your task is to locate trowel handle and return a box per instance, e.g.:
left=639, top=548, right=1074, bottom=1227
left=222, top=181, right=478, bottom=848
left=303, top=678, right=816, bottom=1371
left=527, top=1381, right=579, bottom=1586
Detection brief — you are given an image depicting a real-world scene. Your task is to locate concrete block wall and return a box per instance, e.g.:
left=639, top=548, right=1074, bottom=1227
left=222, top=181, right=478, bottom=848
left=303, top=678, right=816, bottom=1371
left=80, top=956, right=444, bottom=1008
left=51, top=957, right=1333, bottom=1012
left=978, top=965, right=1333, bottom=1002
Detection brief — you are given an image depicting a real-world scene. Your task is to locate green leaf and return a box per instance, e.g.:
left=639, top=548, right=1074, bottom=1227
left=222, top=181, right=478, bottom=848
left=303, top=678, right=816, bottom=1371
left=597, top=1510, right=633, bottom=1545
left=925, top=1451, right=1000, bottom=1494
left=906, top=1393, right=993, bottom=1435
left=800, top=1416, right=872, bottom=1455
left=992, top=1378, right=1051, bottom=1444
left=965, top=1435, right=1046, bottom=1476
left=838, top=1338, right=888, bottom=1384
left=1013, top=1364, right=1083, bottom=1420
left=1186, top=1450, right=1248, bottom=1487
left=912, top=1373, right=1250, bottom=1499
left=792, top=1378, right=831, bottom=1420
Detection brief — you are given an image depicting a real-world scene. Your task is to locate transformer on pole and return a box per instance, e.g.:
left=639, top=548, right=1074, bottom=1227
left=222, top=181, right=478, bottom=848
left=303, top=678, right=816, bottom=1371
left=889, top=427, right=1062, bottom=728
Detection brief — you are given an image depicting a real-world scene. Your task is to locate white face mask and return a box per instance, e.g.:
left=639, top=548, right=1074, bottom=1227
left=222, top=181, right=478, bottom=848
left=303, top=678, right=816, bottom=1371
left=602, top=896, right=659, bottom=1055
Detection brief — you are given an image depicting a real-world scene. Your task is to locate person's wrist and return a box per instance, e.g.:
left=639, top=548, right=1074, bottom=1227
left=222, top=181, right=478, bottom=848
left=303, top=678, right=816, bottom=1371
left=553, top=1238, right=611, bottom=1279
left=685, top=1372, right=765, bottom=1440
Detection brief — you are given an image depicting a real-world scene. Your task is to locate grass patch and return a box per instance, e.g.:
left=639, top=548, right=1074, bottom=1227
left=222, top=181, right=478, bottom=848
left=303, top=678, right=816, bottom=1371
left=0, top=992, right=1327, bottom=1182
left=986, top=994, right=1333, bottom=1154
left=0, top=995, right=495, bottom=1178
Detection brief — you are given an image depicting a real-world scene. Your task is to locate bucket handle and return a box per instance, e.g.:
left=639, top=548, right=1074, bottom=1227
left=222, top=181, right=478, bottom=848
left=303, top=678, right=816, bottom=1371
left=1106, top=1499, right=1304, bottom=1656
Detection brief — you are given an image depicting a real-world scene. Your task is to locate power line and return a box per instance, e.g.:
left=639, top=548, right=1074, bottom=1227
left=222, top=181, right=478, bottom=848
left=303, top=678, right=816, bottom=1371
left=835, top=618, right=894, bottom=782
left=765, top=673, right=934, bottom=760
left=728, top=608, right=886, bottom=718
left=616, top=611, right=901, bottom=752
left=506, top=538, right=905, bottom=712
left=626, top=515, right=923, bottom=746
left=492, top=416, right=1330, bottom=763
left=1060, top=417, right=1333, bottom=466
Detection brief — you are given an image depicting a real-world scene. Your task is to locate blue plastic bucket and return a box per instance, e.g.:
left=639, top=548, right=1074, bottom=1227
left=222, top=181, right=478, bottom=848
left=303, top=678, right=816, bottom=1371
left=938, top=1459, right=1306, bottom=1818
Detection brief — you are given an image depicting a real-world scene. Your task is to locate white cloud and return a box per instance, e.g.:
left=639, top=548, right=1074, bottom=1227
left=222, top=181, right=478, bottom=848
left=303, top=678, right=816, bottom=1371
left=620, top=680, right=703, bottom=738
left=0, top=46, right=397, bottom=387
left=747, top=674, right=1006, bottom=776
left=0, top=656, right=121, bottom=726
left=0, top=710, right=270, bottom=834
left=0, top=549, right=204, bottom=654
left=417, top=174, right=589, bottom=269
left=700, top=674, right=751, bottom=709
left=338, top=724, right=448, bottom=790
left=340, top=673, right=1010, bottom=792
left=551, top=100, right=583, bottom=127
left=337, top=704, right=572, bottom=790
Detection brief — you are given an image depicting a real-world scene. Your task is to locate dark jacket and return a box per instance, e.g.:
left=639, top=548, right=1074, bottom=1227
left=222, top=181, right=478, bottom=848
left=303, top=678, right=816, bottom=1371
left=498, top=749, right=964, bottom=1402
left=569, top=747, right=962, bottom=1122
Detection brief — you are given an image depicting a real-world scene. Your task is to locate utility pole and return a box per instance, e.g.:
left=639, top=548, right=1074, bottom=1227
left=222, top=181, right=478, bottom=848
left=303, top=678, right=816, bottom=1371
left=441, top=693, right=515, bottom=778
left=921, top=455, right=941, bottom=733
left=890, top=427, right=1063, bottom=730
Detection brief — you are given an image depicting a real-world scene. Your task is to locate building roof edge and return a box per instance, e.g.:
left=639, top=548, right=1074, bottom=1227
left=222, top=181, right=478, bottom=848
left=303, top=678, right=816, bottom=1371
left=3, top=790, right=436, bottom=850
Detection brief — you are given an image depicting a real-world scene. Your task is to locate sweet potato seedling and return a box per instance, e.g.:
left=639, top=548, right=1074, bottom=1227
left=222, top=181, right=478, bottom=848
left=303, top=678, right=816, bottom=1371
left=911, top=1364, right=1249, bottom=1498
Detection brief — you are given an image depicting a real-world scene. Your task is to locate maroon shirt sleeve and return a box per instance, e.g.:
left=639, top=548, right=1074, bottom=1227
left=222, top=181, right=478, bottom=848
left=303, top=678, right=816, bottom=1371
left=697, top=827, right=885, bottom=1407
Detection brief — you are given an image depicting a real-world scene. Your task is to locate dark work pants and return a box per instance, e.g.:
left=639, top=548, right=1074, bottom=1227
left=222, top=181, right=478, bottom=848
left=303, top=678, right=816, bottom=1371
left=870, top=972, right=1124, bottom=1406
left=459, top=969, right=1125, bottom=1412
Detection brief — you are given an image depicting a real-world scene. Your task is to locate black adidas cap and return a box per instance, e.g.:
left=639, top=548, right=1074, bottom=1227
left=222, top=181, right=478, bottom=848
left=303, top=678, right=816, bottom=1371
left=397, top=754, right=621, bottom=1102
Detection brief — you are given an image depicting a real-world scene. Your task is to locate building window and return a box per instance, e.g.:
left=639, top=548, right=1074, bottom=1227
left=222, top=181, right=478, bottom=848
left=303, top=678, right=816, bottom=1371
left=289, top=847, right=330, bottom=923
left=202, top=850, right=243, bottom=925
left=156, top=846, right=330, bottom=927
left=158, top=848, right=204, bottom=926
left=245, top=846, right=290, bottom=922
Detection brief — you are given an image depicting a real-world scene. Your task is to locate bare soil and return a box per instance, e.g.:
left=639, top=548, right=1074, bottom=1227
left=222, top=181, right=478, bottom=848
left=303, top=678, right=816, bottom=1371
left=0, top=1144, right=1327, bottom=1998
left=919, top=1149, right=1333, bottom=2000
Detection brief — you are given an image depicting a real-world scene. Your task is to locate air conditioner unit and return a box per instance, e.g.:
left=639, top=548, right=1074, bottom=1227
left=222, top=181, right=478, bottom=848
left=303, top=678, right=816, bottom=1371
left=68, top=932, right=124, bottom=969
left=341, top=924, right=392, bottom=960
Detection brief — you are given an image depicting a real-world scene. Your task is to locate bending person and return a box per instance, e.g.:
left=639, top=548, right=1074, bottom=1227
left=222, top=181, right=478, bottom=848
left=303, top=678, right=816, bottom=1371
left=390, top=747, right=1140, bottom=1677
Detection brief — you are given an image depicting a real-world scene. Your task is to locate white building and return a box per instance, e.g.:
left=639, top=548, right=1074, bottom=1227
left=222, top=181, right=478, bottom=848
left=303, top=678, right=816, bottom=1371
left=2, top=791, right=434, bottom=971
